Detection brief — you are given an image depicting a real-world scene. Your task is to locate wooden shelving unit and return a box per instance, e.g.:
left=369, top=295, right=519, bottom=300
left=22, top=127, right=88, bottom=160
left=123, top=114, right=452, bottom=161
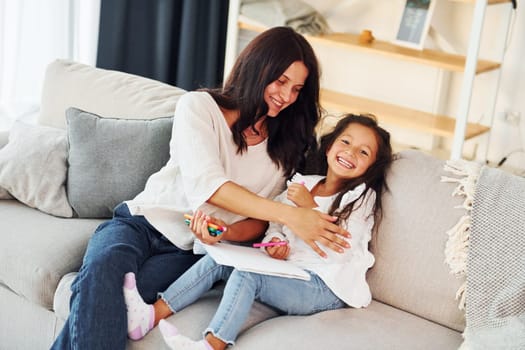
left=238, top=21, right=500, bottom=74
left=238, top=19, right=496, bottom=142
left=225, top=0, right=514, bottom=159
left=320, top=89, right=490, bottom=139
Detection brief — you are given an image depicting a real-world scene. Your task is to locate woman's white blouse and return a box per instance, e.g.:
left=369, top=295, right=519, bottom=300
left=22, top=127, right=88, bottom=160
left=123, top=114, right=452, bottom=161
left=127, top=91, right=286, bottom=250
left=262, top=173, right=376, bottom=308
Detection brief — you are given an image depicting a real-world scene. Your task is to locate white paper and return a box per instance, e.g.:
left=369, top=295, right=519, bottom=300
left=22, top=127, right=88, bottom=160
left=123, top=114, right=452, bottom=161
left=203, top=242, right=310, bottom=281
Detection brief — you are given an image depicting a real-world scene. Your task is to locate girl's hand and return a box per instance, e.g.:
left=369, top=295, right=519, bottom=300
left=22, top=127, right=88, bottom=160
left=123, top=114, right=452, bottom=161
left=266, top=237, right=290, bottom=260
left=285, top=207, right=351, bottom=258
left=286, top=182, right=317, bottom=208
left=188, top=210, right=225, bottom=245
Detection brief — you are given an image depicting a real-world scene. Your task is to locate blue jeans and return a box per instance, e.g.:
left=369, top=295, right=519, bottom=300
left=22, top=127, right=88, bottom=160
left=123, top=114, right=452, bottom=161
left=51, top=203, right=202, bottom=350
left=160, top=255, right=345, bottom=345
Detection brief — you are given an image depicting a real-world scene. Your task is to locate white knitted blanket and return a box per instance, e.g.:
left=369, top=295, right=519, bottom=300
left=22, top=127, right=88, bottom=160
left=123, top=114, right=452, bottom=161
left=442, top=161, right=525, bottom=350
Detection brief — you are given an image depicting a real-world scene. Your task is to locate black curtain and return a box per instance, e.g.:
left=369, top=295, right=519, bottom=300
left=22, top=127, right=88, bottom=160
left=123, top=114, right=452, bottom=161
left=96, top=0, right=230, bottom=91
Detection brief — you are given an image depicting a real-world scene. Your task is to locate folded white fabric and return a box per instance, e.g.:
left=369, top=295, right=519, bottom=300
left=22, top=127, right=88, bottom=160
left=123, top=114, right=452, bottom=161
left=241, top=0, right=331, bottom=35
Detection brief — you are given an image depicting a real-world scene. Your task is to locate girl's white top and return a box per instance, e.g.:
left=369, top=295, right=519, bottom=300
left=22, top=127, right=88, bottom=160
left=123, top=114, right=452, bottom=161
left=126, top=91, right=286, bottom=250
left=262, top=173, right=376, bottom=308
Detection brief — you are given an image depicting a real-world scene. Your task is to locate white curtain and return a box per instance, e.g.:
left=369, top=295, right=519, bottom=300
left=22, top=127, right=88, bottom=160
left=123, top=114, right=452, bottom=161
left=0, top=0, right=100, bottom=131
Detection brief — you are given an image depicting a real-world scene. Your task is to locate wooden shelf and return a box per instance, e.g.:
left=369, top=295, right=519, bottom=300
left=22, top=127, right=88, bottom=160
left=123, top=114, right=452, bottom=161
left=238, top=20, right=500, bottom=74
left=320, top=89, right=490, bottom=140
left=450, top=0, right=511, bottom=4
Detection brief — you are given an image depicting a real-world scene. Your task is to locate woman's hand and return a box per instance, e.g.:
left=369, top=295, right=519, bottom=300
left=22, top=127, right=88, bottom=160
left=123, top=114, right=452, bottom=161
left=286, top=182, right=317, bottom=208
left=188, top=210, right=225, bottom=245
left=266, top=237, right=290, bottom=260
left=207, top=182, right=350, bottom=257
left=285, top=207, right=351, bottom=258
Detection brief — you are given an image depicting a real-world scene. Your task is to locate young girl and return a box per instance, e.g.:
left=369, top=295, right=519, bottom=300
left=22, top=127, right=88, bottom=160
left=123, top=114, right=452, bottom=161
left=123, top=114, right=393, bottom=349
left=51, top=26, right=351, bottom=350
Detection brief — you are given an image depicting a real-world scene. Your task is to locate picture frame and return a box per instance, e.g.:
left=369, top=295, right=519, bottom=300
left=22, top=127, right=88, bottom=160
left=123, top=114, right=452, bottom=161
left=394, top=0, right=436, bottom=50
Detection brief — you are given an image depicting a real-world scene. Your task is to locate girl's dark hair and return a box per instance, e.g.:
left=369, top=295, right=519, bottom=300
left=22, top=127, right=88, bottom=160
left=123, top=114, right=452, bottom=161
left=201, top=26, right=321, bottom=177
left=314, top=114, right=393, bottom=224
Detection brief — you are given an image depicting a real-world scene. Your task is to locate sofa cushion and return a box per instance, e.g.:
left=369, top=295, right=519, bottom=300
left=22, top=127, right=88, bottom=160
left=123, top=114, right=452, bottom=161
left=233, top=300, right=462, bottom=350
left=53, top=272, right=77, bottom=320
left=129, top=298, right=461, bottom=350
left=0, top=121, right=72, bottom=217
left=367, top=149, right=466, bottom=332
left=0, top=200, right=103, bottom=309
left=38, top=59, right=186, bottom=129
left=0, top=283, right=58, bottom=350
left=66, top=108, right=174, bottom=218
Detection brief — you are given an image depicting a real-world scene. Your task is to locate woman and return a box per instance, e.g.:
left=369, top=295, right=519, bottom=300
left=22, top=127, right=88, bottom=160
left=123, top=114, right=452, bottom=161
left=51, top=26, right=349, bottom=350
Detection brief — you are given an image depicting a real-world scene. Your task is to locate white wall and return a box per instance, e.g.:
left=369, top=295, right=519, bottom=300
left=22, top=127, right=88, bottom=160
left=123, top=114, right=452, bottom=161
left=299, top=0, right=525, bottom=171
left=0, top=0, right=100, bottom=130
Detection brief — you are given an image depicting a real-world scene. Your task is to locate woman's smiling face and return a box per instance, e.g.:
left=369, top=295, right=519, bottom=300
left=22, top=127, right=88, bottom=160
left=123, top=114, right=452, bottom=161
left=264, top=60, right=308, bottom=117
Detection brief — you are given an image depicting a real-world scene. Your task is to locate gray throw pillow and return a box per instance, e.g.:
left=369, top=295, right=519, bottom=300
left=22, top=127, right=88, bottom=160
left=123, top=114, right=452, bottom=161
left=66, top=108, right=173, bottom=218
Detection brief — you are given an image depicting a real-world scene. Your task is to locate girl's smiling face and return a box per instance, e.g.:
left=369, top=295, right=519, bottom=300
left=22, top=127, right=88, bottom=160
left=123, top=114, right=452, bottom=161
left=264, top=60, right=308, bottom=117
left=326, top=123, right=379, bottom=182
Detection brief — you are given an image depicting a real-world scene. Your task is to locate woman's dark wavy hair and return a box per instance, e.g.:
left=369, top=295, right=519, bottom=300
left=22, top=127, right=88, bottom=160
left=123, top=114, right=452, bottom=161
left=314, top=114, right=393, bottom=224
left=201, top=26, right=321, bottom=177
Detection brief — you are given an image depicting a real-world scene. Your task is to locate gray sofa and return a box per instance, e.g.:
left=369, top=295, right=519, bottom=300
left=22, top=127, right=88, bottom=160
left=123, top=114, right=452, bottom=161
left=0, top=60, right=469, bottom=350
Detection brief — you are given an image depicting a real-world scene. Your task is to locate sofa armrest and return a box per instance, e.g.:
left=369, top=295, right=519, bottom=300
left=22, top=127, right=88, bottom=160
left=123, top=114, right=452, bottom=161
left=0, top=130, right=8, bottom=149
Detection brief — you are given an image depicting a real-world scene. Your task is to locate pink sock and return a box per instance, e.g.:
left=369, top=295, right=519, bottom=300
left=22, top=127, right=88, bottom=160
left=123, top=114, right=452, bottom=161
left=123, top=272, right=155, bottom=340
